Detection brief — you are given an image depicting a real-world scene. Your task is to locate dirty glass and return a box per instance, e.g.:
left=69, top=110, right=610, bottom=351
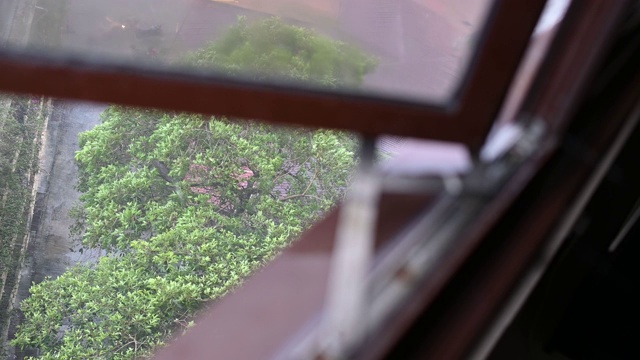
left=0, top=0, right=493, bottom=102
left=0, top=90, right=359, bottom=358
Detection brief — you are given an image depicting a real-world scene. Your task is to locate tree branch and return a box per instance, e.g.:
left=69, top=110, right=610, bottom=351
left=151, top=160, right=175, bottom=183
left=280, top=170, right=317, bottom=201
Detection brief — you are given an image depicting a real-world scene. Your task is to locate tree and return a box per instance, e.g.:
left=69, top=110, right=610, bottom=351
left=13, top=18, right=376, bottom=359
left=184, top=16, right=377, bottom=86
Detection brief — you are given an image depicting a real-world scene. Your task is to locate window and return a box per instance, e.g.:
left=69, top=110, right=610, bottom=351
left=0, top=0, right=631, bottom=359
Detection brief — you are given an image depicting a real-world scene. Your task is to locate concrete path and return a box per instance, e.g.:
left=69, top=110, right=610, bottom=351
left=28, top=102, right=106, bottom=284
left=0, top=0, right=36, bottom=47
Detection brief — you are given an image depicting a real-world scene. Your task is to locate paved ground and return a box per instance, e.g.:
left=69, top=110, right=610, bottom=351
left=62, top=0, right=191, bottom=58
left=28, top=102, right=106, bottom=283
left=0, top=0, right=36, bottom=47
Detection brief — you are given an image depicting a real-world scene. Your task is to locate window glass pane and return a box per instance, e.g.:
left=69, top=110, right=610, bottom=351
left=0, top=91, right=356, bottom=358
left=1, top=0, right=493, bottom=102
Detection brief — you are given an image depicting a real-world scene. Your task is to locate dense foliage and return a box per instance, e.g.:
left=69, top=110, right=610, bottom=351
left=185, top=16, right=377, bottom=86
left=12, top=18, right=375, bottom=359
left=1, top=96, right=45, bottom=284
left=1, top=96, right=46, bottom=354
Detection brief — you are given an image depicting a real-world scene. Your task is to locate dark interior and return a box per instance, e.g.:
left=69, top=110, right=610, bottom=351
left=489, top=122, right=640, bottom=360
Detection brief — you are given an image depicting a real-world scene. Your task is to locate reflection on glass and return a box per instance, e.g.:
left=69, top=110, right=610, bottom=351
left=1, top=0, right=493, bottom=101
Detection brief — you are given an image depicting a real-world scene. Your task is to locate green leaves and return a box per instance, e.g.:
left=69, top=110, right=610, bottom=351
left=184, top=17, right=377, bottom=87
left=1, top=96, right=47, bottom=340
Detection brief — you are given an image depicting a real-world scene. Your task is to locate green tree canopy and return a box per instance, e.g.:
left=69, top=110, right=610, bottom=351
left=13, top=18, right=375, bottom=359
left=185, top=16, right=377, bottom=86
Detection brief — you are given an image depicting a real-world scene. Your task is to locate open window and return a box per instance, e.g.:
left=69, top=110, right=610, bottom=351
left=1, top=0, right=636, bottom=359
